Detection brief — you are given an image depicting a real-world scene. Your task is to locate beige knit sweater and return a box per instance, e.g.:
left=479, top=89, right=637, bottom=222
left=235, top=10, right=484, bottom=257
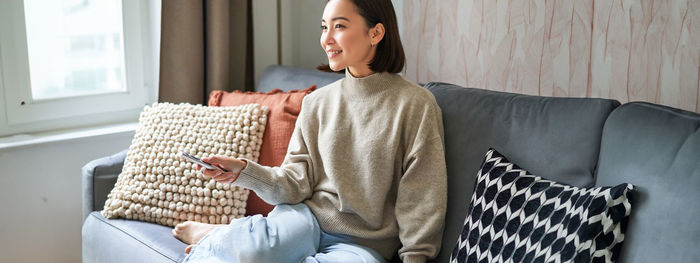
left=235, top=71, right=447, bottom=263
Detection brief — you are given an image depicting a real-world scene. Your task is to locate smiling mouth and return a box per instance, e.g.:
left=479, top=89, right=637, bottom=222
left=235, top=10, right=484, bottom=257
left=327, top=50, right=342, bottom=57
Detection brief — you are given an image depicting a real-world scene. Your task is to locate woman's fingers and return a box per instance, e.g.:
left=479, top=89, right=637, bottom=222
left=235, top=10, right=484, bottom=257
left=195, top=156, right=245, bottom=183
left=200, top=167, right=222, bottom=179
left=202, top=156, right=226, bottom=166
left=204, top=156, right=236, bottom=171
left=219, top=177, right=236, bottom=184
left=208, top=170, right=240, bottom=183
left=212, top=172, right=232, bottom=181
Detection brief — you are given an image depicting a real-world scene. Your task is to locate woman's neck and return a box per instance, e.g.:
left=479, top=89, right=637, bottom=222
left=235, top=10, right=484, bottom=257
left=347, top=66, right=374, bottom=78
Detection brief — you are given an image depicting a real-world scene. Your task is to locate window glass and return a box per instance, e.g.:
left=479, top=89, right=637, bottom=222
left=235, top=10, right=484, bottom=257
left=23, top=0, right=125, bottom=100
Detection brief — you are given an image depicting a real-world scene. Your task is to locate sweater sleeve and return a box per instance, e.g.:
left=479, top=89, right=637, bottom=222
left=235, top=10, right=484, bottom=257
left=233, top=102, right=315, bottom=205
left=396, top=104, right=448, bottom=262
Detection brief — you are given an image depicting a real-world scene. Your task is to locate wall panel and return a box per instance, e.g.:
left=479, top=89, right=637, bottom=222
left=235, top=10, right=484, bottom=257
left=403, top=0, right=699, bottom=112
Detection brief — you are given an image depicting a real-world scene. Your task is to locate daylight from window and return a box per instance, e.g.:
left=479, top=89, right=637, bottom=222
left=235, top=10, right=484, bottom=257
left=23, top=0, right=126, bottom=100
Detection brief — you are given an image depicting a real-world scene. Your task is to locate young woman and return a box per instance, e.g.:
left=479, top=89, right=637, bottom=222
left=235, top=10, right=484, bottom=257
left=173, top=0, right=446, bottom=262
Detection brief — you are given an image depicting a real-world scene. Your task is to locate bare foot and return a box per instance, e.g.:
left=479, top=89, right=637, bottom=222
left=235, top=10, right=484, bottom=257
left=172, top=221, right=222, bottom=245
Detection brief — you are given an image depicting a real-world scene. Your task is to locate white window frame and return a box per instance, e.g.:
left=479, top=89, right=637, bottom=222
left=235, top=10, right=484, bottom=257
left=0, top=0, right=159, bottom=137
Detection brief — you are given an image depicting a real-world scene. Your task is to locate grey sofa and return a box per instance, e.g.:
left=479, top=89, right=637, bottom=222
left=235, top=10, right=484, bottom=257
left=82, top=65, right=700, bottom=262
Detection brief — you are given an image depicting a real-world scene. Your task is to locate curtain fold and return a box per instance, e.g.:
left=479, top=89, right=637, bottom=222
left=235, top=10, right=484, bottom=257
left=159, top=0, right=253, bottom=104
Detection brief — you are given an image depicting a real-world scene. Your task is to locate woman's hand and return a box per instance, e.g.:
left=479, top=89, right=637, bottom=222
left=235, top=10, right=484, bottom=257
left=196, top=156, right=247, bottom=183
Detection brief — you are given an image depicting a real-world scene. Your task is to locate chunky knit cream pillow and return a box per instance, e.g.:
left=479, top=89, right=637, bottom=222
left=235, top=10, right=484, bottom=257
left=102, top=102, right=268, bottom=227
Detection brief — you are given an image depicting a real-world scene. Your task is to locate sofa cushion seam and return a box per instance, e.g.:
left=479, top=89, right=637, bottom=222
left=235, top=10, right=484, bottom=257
left=90, top=213, right=180, bottom=262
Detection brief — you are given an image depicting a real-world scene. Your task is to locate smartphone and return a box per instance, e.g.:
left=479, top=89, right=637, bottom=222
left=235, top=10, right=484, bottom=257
left=180, top=152, right=228, bottom=172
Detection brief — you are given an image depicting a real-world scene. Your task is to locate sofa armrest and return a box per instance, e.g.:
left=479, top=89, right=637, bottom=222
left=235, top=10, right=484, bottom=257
left=82, top=149, right=128, bottom=222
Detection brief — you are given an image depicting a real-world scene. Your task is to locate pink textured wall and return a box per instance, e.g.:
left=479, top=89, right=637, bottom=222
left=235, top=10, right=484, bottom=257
left=402, top=0, right=700, bottom=112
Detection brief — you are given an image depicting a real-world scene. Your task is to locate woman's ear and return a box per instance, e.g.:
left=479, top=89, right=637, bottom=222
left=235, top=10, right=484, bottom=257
left=370, top=23, right=385, bottom=46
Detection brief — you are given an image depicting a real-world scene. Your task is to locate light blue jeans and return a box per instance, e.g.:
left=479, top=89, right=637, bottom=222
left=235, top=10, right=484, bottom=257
left=183, top=203, right=386, bottom=263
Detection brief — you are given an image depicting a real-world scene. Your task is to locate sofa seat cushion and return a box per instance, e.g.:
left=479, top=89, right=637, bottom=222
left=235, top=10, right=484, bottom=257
left=451, top=149, right=633, bottom=263
left=596, top=102, right=700, bottom=262
left=82, top=211, right=186, bottom=263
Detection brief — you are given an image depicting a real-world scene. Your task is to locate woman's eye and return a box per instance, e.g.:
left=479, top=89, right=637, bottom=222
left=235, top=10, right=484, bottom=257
left=321, top=25, right=327, bottom=30
left=335, top=24, right=345, bottom=29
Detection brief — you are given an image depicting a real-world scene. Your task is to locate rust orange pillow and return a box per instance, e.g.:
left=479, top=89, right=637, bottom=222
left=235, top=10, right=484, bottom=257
left=208, top=86, right=316, bottom=216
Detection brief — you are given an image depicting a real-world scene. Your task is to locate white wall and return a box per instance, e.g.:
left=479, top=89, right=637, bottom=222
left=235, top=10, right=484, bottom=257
left=252, top=0, right=280, bottom=86
left=0, top=131, right=133, bottom=263
left=392, top=0, right=403, bottom=40
left=279, top=0, right=327, bottom=70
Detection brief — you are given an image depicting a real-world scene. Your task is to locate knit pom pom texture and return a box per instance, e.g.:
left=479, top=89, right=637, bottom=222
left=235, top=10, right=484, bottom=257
left=102, top=102, right=269, bottom=227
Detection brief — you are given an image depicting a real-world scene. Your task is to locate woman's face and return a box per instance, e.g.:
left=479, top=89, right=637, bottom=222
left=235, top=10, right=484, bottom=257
left=321, top=0, right=376, bottom=77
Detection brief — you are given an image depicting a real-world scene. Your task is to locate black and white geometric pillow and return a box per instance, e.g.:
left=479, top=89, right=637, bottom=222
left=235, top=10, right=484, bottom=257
left=450, top=149, right=633, bottom=263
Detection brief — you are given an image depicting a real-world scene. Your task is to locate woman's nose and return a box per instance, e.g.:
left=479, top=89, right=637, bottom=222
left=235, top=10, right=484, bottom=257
left=321, top=31, right=334, bottom=46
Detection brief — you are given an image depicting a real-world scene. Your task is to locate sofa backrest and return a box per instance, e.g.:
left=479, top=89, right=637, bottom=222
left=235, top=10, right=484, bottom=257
left=257, top=65, right=344, bottom=93
left=595, top=102, right=700, bottom=262
left=424, top=82, right=620, bottom=263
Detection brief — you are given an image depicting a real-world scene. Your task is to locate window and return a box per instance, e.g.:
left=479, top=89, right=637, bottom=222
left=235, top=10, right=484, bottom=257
left=24, top=0, right=127, bottom=100
left=0, top=0, right=160, bottom=137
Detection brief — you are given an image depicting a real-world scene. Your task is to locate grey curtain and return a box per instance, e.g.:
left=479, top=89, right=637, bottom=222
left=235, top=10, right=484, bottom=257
left=159, top=0, right=254, bottom=104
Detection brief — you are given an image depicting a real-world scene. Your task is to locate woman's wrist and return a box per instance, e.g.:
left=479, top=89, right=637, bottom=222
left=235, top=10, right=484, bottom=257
left=236, top=158, right=248, bottom=171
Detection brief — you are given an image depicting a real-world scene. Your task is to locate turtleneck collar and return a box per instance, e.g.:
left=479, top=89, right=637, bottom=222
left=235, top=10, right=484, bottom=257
left=342, top=70, right=400, bottom=98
